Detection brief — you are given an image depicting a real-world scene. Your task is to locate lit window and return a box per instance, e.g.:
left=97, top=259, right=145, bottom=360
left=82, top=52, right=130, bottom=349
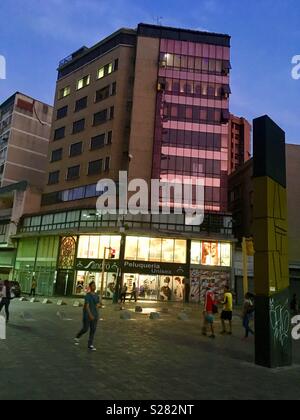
left=221, top=243, right=231, bottom=267
left=174, top=240, right=187, bottom=263
left=137, top=237, right=150, bottom=261
left=201, top=242, right=220, bottom=266
left=77, top=75, right=90, bottom=90
left=108, top=63, right=113, bottom=74
left=191, top=242, right=201, bottom=265
left=162, top=239, right=174, bottom=263
left=58, top=86, right=70, bottom=100
left=89, top=236, right=100, bottom=259
left=98, top=67, right=105, bottom=79
left=149, top=238, right=162, bottom=261
left=125, top=237, right=138, bottom=260
left=78, top=236, right=90, bottom=258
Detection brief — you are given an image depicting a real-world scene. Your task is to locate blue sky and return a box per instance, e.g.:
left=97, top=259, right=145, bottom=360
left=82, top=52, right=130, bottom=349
left=0, top=0, right=300, bottom=143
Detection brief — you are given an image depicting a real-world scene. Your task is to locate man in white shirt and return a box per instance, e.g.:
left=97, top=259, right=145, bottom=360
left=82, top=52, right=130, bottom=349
left=0, top=280, right=11, bottom=323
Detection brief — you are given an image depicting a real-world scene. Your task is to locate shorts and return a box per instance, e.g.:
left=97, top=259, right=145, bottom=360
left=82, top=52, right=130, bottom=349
left=221, top=311, right=233, bottom=321
left=205, top=314, right=214, bottom=324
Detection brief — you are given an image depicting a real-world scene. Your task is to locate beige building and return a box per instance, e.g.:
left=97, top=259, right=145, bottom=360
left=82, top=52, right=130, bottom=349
left=0, top=92, right=53, bottom=279
left=0, top=92, right=53, bottom=188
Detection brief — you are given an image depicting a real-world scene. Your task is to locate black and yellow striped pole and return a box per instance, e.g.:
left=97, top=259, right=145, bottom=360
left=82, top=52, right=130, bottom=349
left=253, top=115, right=292, bottom=368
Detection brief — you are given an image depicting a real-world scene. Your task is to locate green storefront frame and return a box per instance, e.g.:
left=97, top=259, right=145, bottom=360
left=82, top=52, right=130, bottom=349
left=14, top=236, right=59, bottom=296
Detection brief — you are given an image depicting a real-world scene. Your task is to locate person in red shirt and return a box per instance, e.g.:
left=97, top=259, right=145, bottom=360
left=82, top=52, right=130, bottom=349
left=202, top=284, right=216, bottom=339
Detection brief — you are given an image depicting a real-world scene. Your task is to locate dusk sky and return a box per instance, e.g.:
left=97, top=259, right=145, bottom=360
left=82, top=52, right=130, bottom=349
left=1, top=0, right=300, bottom=144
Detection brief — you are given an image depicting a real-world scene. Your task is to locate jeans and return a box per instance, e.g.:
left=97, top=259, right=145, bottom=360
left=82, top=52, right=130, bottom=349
left=76, top=317, right=98, bottom=348
left=0, top=298, right=10, bottom=322
left=243, top=314, right=254, bottom=338
left=30, top=288, right=36, bottom=297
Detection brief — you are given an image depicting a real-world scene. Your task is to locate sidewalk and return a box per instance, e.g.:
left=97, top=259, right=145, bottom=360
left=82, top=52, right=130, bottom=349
left=1, top=298, right=299, bottom=400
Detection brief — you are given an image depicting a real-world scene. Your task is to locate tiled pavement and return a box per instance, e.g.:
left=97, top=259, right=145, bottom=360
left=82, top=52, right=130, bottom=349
left=1, top=298, right=300, bottom=400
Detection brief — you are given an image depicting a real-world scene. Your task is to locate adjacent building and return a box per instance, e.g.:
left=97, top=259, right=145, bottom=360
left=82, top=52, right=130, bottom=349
left=14, top=24, right=242, bottom=299
left=228, top=114, right=251, bottom=174
left=0, top=93, right=53, bottom=280
left=228, top=144, right=300, bottom=300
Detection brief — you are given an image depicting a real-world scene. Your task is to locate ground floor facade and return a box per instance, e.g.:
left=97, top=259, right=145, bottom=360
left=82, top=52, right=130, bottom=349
left=13, top=233, right=234, bottom=302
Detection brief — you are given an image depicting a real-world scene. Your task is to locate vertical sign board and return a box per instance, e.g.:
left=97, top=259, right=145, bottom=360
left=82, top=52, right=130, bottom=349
left=253, top=115, right=292, bottom=368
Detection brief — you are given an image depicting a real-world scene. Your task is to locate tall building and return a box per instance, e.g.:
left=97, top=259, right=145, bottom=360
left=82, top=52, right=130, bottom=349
left=228, top=114, right=251, bottom=174
left=42, top=24, right=231, bottom=213
left=15, top=24, right=235, bottom=299
left=0, top=92, right=53, bottom=280
left=0, top=92, right=53, bottom=188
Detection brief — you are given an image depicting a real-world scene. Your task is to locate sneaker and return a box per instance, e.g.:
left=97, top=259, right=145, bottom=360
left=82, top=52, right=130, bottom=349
left=209, top=335, right=216, bottom=339
left=227, top=332, right=232, bottom=336
left=74, top=338, right=80, bottom=346
left=220, top=331, right=226, bottom=335
left=88, top=346, right=97, bottom=351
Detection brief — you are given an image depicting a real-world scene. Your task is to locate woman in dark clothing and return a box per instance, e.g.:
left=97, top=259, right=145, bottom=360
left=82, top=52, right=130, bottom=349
left=0, top=280, right=11, bottom=323
left=242, top=292, right=255, bottom=339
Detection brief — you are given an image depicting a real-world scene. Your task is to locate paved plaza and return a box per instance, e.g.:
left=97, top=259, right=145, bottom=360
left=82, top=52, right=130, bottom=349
left=1, top=298, right=300, bottom=400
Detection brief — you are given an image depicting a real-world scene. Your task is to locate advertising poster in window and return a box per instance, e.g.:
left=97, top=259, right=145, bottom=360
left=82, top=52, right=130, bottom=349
left=173, top=276, right=185, bottom=301
left=159, top=276, right=173, bottom=301
left=201, top=242, right=220, bottom=266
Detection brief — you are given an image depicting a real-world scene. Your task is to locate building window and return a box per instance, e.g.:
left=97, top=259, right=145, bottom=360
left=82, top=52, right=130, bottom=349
left=70, top=141, right=83, bottom=157
left=106, top=131, right=112, bottom=145
left=48, top=171, right=60, bottom=185
left=114, top=59, right=119, bottom=71
left=88, top=159, right=103, bottom=176
left=111, top=82, right=117, bottom=96
left=58, top=86, right=70, bottom=100
left=54, top=127, right=65, bottom=141
left=67, top=165, right=80, bottom=180
left=56, top=106, right=68, bottom=120
left=51, top=148, right=63, bottom=162
left=125, top=236, right=187, bottom=263
left=75, top=96, right=88, bottom=112
left=93, top=109, right=108, bottom=126
left=190, top=241, right=231, bottom=267
left=95, top=86, right=110, bottom=103
left=91, top=134, right=105, bottom=150
left=77, top=75, right=90, bottom=90
left=97, top=62, right=113, bottom=80
left=104, top=157, right=110, bottom=172
left=109, top=106, right=114, bottom=120
left=72, top=119, right=85, bottom=134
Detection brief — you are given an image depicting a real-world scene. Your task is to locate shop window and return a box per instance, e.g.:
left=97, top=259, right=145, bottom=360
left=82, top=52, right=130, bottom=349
left=125, top=236, right=138, bottom=260
left=174, top=240, right=187, bottom=263
left=162, top=239, right=174, bottom=263
left=221, top=243, right=231, bottom=267
left=137, top=237, right=150, bottom=261
left=202, top=242, right=220, bottom=266
left=191, top=242, right=201, bottom=265
left=78, top=236, right=89, bottom=258
left=149, top=238, right=162, bottom=261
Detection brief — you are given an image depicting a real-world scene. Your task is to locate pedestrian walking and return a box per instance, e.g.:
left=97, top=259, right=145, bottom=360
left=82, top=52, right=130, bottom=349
left=220, top=285, right=233, bottom=335
left=74, top=281, right=100, bottom=351
left=29, top=277, right=37, bottom=297
left=0, top=280, right=12, bottom=323
left=129, top=282, right=137, bottom=302
left=202, top=284, right=217, bottom=339
left=242, top=292, right=255, bottom=339
left=120, top=283, right=128, bottom=303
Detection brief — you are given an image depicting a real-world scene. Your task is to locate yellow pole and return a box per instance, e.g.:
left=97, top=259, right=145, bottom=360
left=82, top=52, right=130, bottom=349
left=242, top=237, right=248, bottom=295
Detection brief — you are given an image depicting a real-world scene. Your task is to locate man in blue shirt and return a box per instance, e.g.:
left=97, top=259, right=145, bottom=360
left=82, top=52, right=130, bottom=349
left=74, top=281, right=100, bottom=351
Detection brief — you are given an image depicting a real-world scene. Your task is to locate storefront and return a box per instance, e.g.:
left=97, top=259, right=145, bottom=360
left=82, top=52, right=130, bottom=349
left=189, top=240, right=232, bottom=303
left=15, top=233, right=233, bottom=300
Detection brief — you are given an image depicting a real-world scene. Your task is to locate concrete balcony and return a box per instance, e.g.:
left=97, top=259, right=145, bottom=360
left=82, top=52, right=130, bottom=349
left=0, top=208, right=12, bottom=221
